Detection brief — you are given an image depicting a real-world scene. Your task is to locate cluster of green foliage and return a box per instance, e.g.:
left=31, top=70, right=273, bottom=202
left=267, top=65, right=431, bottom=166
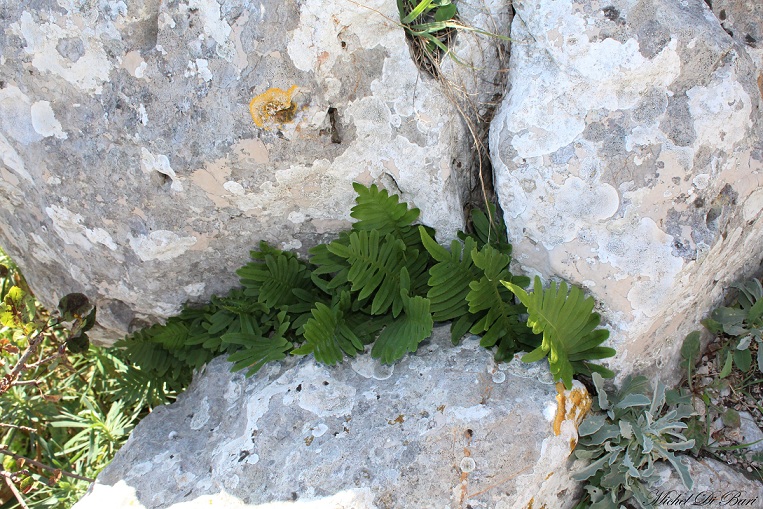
left=397, top=0, right=459, bottom=56
left=702, top=277, right=763, bottom=376
left=120, top=183, right=615, bottom=390
left=677, top=284, right=763, bottom=480
left=573, top=373, right=696, bottom=509
left=0, top=252, right=176, bottom=508
left=395, top=0, right=511, bottom=74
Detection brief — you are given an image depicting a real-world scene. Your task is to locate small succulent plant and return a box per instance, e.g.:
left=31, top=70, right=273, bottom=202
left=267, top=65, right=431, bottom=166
left=572, top=373, right=695, bottom=509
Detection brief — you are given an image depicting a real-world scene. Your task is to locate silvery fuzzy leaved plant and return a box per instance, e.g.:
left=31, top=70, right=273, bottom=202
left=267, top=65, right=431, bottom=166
left=572, top=373, right=696, bottom=509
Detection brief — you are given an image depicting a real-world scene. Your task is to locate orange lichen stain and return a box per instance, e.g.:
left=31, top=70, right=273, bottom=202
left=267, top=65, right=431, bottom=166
left=249, top=85, right=299, bottom=128
left=387, top=414, right=405, bottom=425
left=552, top=382, right=592, bottom=436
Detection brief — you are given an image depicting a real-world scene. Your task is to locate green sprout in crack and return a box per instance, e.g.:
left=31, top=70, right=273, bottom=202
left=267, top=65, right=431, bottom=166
left=396, top=0, right=511, bottom=74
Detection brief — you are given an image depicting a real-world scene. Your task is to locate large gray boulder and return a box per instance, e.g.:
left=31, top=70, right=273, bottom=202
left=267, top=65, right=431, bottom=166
left=73, top=327, right=589, bottom=509
left=0, top=0, right=509, bottom=342
left=490, top=0, right=763, bottom=383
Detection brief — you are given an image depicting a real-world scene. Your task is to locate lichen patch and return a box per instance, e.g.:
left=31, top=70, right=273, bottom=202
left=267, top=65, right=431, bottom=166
left=249, top=86, right=300, bottom=129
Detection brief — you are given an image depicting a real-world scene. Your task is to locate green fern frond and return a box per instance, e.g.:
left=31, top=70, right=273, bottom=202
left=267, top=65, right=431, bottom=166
left=350, top=183, right=420, bottom=245
left=371, top=289, right=433, bottom=364
left=112, top=365, right=177, bottom=409
left=150, top=320, right=189, bottom=350
left=459, top=202, right=511, bottom=252
left=466, top=245, right=535, bottom=359
left=310, top=232, right=351, bottom=291
left=419, top=226, right=480, bottom=322
left=115, top=330, right=191, bottom=384
left=292, top=299, right=364, bottom=364
left=328, top=230, right=409, bottom=316
left=237, top=241, right=313, bottom=308
left=223, top=310, right=293, bottom=376
left=503, top=276, right=615, bottom=389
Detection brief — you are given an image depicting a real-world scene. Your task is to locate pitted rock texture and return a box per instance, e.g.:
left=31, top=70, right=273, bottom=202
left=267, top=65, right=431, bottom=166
left=490, top=0, right=763, bottom=383
left=0, top=0, right=509, bottom=342
left=73, top=328, right=583, bottom=509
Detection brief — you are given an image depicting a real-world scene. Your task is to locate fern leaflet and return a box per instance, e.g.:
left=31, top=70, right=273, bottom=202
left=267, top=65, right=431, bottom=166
left=292, top=298, right=364, bottom=365
left=371, top=287, right=433, bottom=364
left=503, top=276, right=615, bottom=389
left=350, top=182, right=420, bottom=246
left=328, top=230, right=408, bottom=316
left=237, top=242, right=313, bottom=308
left=466, top=245, right=535, bottom=359
left=223, top=310, right=293, bottom=376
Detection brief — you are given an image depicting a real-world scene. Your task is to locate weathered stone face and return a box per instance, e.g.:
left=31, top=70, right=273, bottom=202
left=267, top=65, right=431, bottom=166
left=73, top=328, right=586, bottom=509
left=0, top=0, right=509, bottom=341
left=490, top=0, right=763, bottom=383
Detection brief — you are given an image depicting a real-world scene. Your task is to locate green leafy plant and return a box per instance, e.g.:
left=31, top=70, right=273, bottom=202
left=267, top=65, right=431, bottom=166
left=573, top=373, right=695, bottom=509
left=702, top=277, right=763, bottom=376
left=503, top=277, right=616, bottom=389
left=680, top=318, right=763, bottom=480
left=395, top=0, right=511, bottom=75
left=397, top=0, right=459, bottom=58
left=0, top=251, right=176, bottom=508
left=120, top=183, right=616, bottom=397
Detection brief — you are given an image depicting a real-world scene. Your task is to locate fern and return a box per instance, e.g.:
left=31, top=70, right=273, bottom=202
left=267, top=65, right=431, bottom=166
left=459, top=202, right=511, bottom=252
left=371, top=274, right=434, bottom=364
left=350, top=182, right=421, bottom=246
left=328, top=230, right=409, bottom=316
left=115, top=330, right=192, bottom=387
left=421, top=225, right=484, bottom=345
left=503, top=276, right=615, bottom=389
left=223, top=310, right=293, bottom=376
left=119, top=182, right=618, bottom=393
left=467, top=245, right=536, bottom=360
left=237, top=242, right=314, bottom=308
left=292, top=297, right=364, bottom=365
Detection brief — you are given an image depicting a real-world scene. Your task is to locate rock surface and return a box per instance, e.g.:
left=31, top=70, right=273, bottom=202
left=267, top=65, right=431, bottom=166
left=647, top=456, right=763, bottom=508
left=490, top=0, right=763, bottom=383
left=73, top=327, right=586, bottom=509
left=0, top=0, right=509, bottom=341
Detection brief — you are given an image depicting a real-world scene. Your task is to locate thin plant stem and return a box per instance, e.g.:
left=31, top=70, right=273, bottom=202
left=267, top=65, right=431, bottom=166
left=3, top=473, right=30, bottom=509
left=0, top=448, right=95, bottom=483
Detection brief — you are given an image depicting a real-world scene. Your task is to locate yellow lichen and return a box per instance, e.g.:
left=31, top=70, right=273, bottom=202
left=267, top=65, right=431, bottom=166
left=249, top=85, right=299, bottom=128
left=552, top=382, right=592, bottom=437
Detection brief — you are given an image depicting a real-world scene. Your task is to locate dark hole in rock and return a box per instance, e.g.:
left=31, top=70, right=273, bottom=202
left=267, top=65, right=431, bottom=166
left=328, top=107, right=341, bottom=144
left=602, top=6, right=620, bottom=22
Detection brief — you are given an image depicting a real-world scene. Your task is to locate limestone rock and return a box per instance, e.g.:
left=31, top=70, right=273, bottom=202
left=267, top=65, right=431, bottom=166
left=73, top=327, right=585, bottom=509
left=489, top=0, right=763, bottom=383
left=0, top=0, right=509, bottom=342
left=647, top=456, right=763, bottom=508
left=706, top=0, right=763, bottom=73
